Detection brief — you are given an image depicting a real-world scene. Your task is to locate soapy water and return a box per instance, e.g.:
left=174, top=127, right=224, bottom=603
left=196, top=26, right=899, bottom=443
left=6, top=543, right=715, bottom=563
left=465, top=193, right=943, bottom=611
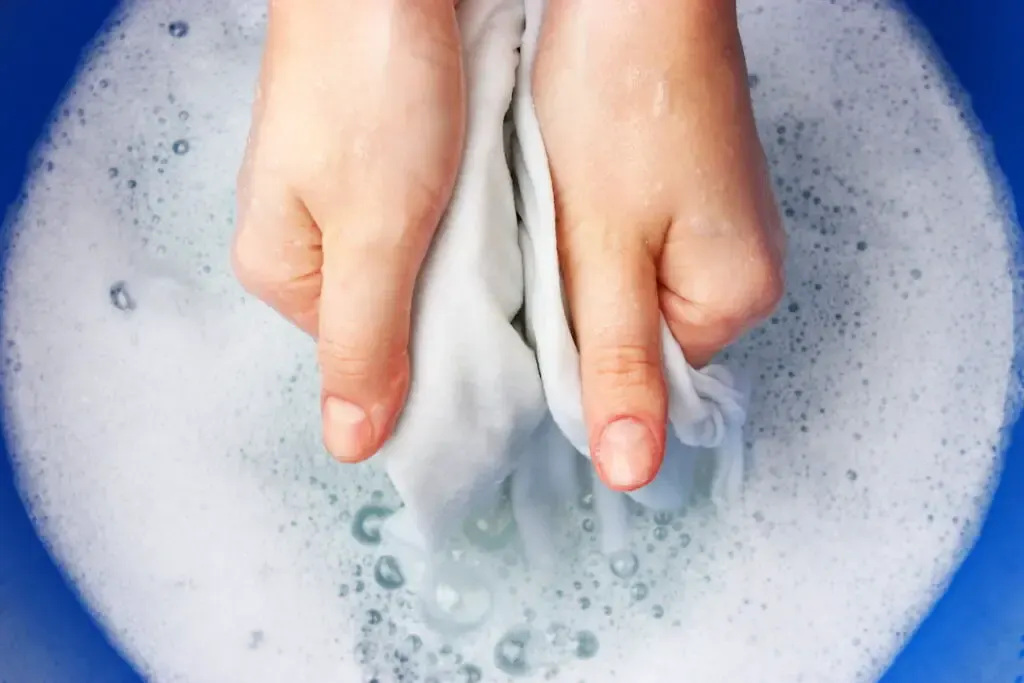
left=0, top=0, right=1020, bottom=681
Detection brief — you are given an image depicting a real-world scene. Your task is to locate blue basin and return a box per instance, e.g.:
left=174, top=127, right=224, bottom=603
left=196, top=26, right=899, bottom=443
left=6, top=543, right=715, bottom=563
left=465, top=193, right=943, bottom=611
left=0, top=0, right=1021, bottom=680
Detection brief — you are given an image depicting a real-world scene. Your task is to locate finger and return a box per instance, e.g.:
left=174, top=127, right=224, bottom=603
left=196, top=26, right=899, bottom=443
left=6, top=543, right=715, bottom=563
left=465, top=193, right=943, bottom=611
left=314, top=206, right=438, bottom=464
left=659, top=231, right=783, bottom=367
left=232, top=176, right=323, bottom=336
left=562, top=224, right=667, bottom=491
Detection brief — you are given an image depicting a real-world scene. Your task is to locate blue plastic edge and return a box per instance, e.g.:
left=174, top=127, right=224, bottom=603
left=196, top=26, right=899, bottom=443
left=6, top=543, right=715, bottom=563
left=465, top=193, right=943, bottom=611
left=0, top=1, right=1021, bottom=682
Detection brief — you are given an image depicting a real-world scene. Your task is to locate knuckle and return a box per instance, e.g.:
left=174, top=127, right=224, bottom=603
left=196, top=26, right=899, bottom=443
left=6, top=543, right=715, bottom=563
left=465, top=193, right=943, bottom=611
left=317, top=339, right=377, bottom=381
left=705, top=252, right=784, bottom=329
left=317, top=337, right=405, bottom=387
left=585, top=344, right=660, bottom=390
left=741, top=255, right=785, bottom=318
left=230, top=232, right=270, bottom=296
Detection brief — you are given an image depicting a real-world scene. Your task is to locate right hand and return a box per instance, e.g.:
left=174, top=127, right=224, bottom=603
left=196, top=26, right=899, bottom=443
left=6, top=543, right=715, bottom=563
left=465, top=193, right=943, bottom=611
left=233, top=0, right=465, bottom=463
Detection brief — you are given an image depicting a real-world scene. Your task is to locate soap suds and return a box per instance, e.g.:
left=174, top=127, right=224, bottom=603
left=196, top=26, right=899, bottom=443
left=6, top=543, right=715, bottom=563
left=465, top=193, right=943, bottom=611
left=1, top=0, right=1020, bottom=681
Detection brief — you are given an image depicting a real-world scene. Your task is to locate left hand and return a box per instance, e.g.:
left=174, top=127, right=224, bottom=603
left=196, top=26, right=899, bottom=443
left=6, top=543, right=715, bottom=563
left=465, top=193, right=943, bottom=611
left=533, top=0, right=785, bottom=491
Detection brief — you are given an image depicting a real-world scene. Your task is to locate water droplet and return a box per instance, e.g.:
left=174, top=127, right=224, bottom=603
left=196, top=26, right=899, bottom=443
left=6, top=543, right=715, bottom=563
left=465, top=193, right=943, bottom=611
left=578, top=492, right=594, bottom=510
left=494, top=628, right=533, bottom=676
left=652, top=604, right=665, bottom=619
left=351, top=504, right=393, bottom=545
left=910, top=268, right=922, bottom=280
left=366, top=609, right=383, bottom=625
left=653, top=511, right=674, bottom=525
left=107, top=167, right=118, bottom=178
left=680, top=534, right=691, bottom=548
left=578, top=596, right=591, bottom=609
left=609, top=550, right=638, bottom=579
left=847, top=469, right=859, bottom=481
left=463, top=497, right=517, bottom=551
left=168, top=21, right=189, bottom=38
left=421, top=561, right=494, bottom=635
left=179, top=110, right=189, bottom=121
left=457, top=664, right=483, bottom=683
left=574, top=630, right=599, bottom=659
left=630, top=582, right=649, bottom=601
left=856, top=240, right=868, bottom=251
left=354, top=639, right=377, bottom=664
left=109, top=281, right=135, bottom=311
left=653, top=526, right=669, bottom=541
left=172, top=139, right=190, bottom=155
left=581, top=518, right=595, bottom=533
left=374, top=555, right=405, bottom=590
left=396, top=634, right=422, bottom=660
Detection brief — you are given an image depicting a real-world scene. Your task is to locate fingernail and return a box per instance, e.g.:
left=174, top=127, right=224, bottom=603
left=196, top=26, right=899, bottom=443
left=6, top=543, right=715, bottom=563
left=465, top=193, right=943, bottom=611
left=595, top=418, right=657, bottom=490
left=323, top=397, right=373, bottom=462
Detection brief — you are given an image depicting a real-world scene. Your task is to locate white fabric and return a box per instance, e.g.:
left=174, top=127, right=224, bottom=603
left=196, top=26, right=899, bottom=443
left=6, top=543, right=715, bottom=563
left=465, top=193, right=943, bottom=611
left=379, top=0, right=547, bottom=551
left=381, top=0, right=750, bottom=561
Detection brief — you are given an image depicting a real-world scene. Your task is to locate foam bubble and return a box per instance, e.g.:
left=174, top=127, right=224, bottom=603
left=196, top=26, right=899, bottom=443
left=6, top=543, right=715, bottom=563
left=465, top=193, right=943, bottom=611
left=1, top=0, right=1019, bottom=681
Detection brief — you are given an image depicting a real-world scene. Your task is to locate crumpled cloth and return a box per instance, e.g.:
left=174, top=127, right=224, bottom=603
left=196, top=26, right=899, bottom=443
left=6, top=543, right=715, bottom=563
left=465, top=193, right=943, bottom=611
left=379, top=0, right=750, bottom=562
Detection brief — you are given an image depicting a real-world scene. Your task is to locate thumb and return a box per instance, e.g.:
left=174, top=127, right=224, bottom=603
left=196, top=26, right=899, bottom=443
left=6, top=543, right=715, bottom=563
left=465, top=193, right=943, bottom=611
left=316, top=223, right=429, bottom=463
left=563, top=226, right=667, bottom=491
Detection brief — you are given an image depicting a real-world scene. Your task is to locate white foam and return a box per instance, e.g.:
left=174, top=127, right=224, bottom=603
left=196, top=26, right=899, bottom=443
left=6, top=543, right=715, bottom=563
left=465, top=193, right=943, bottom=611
left=1, top=0, right=1018, bottom=681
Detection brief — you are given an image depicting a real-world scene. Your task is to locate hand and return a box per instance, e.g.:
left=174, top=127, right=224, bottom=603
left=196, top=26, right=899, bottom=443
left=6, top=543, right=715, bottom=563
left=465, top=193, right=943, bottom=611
left=533, top=0, right=785, bottom=490
left=233, top=0, right=465, bottom=463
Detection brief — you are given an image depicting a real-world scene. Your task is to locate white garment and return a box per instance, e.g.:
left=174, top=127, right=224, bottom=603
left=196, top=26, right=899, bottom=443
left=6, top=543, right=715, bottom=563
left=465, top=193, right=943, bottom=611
left=382, top=0, right=750, bottom=561
left=379, top=0, right=547, bottom=551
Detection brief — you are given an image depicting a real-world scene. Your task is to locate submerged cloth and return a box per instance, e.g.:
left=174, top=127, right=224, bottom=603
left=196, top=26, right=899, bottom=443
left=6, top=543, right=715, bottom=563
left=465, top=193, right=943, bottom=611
left=381, top=0, right=750, bottom=560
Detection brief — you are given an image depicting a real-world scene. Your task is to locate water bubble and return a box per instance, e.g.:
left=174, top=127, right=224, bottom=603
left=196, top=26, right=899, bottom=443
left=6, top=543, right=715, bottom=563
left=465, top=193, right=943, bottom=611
left=351, top=504, right=393, bottom=545
left=457, top=664, right=483, bottom=682
left=652, top=604, right=665, bottom=619
left=578, top=492, right=593, bottom=510
left=910, top=268, right=923, bottom=280
left=366, top=609, right=383, bottom=626
left=653, top=526, right=669, bottom=541
left=653, top=511, right=674, bottom=525
left=574, top=630, right=599, bottom=659
left=421, top=561, right=494, bottom=635
left=397, top=633, right=422, bottom=659
left=494, top=628, right=533, bottom=676
left=374, top=555, right=405, bottom=590
left=178, top=110, right=189, bottom=121
left=171, top=139, right=190, bottom=155
left=109, top=281, right=135, bottom=311
left=847, top=469, right=859, bottom=481
left=168, top=21, right=189, bottom=38
left=462, top=497, right=517, bottom=551
left=856, top=240, right=868, bottom=251
left=354, top=639, right=377, bottom=664
left=543, top=622, right=573, bottom=651
left=609, top=550, right=639, bottom=579
left=107, top=167, right=119, bottom=178
left=630, top=582, right=649, bottom=601
left=581, top=518, right=595, bottom=533
left=578, top=597, right=591, bottom=609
